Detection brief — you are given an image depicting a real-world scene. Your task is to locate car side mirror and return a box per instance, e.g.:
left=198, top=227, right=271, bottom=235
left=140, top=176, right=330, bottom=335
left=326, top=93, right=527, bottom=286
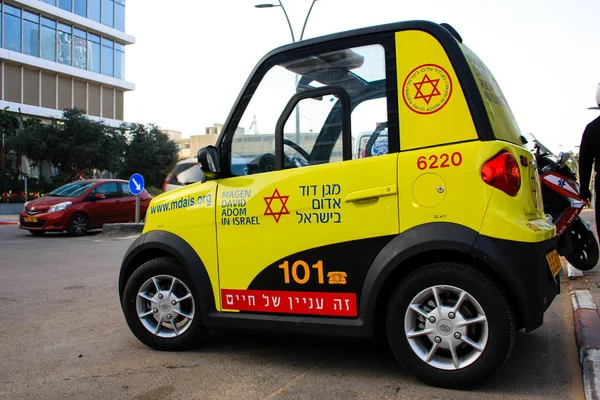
left=557, top=152, right=570, bottom=168
left=198, top=145, right=220, bottom=179
left=94, top=193, right=105, bottom=200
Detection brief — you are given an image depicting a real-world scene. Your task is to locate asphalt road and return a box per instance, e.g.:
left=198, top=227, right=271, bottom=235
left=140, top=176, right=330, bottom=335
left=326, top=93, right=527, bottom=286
left=0, top=225, right=584, bottom=400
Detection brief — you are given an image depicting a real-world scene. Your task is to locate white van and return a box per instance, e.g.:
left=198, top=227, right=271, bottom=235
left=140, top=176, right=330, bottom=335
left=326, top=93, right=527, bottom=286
left=162, top=158, right=204, bottom=192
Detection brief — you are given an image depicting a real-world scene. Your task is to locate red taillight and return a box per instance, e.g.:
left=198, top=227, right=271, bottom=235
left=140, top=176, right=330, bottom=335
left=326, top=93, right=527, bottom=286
left=481, top=151, right=521, bottom=196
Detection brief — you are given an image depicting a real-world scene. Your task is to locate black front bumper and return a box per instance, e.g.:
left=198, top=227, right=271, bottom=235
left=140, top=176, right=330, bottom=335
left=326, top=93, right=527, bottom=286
left=472, top=234, right=560, bottom=332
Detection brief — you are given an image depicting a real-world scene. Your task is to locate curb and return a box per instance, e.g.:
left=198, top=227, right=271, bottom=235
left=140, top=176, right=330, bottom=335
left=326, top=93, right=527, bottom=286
left=102, top=223, right=144, bottom=235
left=570, top=265, right=600, bottom=400
left=0, top=221, right=17, bottom=226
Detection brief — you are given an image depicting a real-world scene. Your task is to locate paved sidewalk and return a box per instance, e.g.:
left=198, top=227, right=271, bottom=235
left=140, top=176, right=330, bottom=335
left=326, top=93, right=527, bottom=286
left=0, top=214, right=18, bottom=225
left=568, top=209, right=600, bottom=400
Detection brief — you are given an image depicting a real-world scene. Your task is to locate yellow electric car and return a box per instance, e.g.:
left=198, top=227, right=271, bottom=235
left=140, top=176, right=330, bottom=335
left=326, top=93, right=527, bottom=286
left=119, top=20, right=561, bottom=388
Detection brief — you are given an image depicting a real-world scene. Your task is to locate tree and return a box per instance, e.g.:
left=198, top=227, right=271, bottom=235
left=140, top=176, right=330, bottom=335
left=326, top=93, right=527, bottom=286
left=120, top=123, right=178, bottom=188
left=0, top=107, right=22, bottom=180
left=567, top=150, right=579, bottom=178
left=9, top=108, right=127, bottom=183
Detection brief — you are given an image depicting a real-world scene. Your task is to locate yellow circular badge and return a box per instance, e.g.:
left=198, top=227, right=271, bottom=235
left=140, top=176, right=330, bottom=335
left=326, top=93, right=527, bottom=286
left=402, top=64, right=453, bottom=115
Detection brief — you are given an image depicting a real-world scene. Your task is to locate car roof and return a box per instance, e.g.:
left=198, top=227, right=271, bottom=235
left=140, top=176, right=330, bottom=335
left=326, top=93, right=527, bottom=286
left=75, top=179, right=129, bottom=184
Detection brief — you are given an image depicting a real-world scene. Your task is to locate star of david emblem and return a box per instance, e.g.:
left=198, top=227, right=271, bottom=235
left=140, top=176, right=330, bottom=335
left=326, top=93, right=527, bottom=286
left=558, top=179, right=566, bottom=188
left=264, top=188, right=290, bottom=223
left=413, top=74, right=441, bottom=105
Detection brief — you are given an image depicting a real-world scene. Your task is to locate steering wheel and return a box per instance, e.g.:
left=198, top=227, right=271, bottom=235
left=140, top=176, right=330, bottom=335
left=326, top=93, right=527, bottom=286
left=283, top=138, right=314, bottom=165
left=365, top=122, right=389, bottom=157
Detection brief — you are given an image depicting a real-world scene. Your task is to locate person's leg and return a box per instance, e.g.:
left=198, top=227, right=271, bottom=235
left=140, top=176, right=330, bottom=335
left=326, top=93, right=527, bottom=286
left=594, top=176, right=600, bottom=236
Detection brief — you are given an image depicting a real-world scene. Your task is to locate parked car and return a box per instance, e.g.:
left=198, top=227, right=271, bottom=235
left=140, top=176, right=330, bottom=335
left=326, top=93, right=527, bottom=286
left=19, top=179, right=152, bottom=236
left=163, top=158, right=204, bottom=192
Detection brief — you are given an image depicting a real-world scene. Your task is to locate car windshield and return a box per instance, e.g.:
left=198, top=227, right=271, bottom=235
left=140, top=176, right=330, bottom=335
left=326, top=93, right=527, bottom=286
left=48, top=181, right=96, bottom=197
left=525, top=132, right=555, bottom=156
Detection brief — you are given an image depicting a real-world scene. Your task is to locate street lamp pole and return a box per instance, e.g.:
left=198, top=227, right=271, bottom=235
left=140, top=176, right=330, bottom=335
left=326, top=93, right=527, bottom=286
left=255, top=0, right=318, bottom=144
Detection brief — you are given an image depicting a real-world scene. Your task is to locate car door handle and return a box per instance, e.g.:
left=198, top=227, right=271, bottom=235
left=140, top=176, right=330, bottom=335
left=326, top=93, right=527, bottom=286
left=345, top=185, right=397, bottom=203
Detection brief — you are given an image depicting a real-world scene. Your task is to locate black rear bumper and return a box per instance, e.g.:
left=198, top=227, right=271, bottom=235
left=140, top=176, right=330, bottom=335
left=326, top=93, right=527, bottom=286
left=472, top=234, right=560, bottom=332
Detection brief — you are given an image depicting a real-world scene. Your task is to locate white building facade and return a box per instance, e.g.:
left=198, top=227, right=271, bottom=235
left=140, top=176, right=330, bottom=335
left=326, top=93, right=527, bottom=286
left=0, top=0, right=134, bottom=127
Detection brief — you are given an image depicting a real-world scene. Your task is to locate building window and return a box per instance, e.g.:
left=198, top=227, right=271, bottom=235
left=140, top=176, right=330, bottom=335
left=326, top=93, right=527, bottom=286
left=74, top=0, right=86, bottom=17
left=102, top=0, right=114, bottom=28
left=58, top=0, right=72, bottom=12
left=0, top=4, right=3, bottom=50
left=4, top=4, right=22, bottom=53
left=41, top=17, right=57, bottom=62
left=115, top=0, right=125, bottom=31
left=115, top=42, right=124, bottom=79
left=58, top=23, right=72, bottom=66
left=88, top=0, right=100, bottom=22
left=101, top=38, right=114, bottom=76
left=23, top=11, right=40, bottom=57
left=73, top=28, right=87, bottom=69
left=41, top=0, right=57, bottom=5
left=88, top=33, right=101, bottom=73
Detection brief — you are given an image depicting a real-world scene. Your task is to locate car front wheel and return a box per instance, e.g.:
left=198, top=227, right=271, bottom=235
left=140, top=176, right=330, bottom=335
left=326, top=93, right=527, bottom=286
left=68, top=213, right=88, bottom=236
left=386, top=262, right=515, bottom=389
left=122, top=257, right=207, bottom=351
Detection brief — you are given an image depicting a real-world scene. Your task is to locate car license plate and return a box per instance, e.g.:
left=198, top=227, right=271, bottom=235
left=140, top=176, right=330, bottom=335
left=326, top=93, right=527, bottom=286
left=24, top=216, right=38, bottom=223
left=546, top=250, right=562, bottom=277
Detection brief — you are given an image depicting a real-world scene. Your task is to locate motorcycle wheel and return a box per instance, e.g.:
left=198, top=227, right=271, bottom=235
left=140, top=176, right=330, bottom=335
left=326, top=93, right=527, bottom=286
left=565, top=219, right=599, bottom=271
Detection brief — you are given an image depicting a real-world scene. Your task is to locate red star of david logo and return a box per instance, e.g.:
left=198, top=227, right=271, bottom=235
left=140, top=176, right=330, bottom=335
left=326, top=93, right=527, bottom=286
left=413, top=74, right=441, bottom=105
left=264, top=188, right=290, bottom=223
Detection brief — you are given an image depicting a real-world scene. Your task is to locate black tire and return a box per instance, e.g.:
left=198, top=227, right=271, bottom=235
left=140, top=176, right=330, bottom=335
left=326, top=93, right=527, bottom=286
left=565, top=219, right=599, bottom=271
left=29, top=230, right=45, bottom=236
left=122, top=257, right=207, bottom=351
left=385, top=263, right=515, bottom=389
left=68, top=213, right=88, bottom=237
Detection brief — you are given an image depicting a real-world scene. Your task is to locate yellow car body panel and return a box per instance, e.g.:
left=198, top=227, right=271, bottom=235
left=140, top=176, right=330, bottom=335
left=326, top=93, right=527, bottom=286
left=144, top=181, right=221, bottom=306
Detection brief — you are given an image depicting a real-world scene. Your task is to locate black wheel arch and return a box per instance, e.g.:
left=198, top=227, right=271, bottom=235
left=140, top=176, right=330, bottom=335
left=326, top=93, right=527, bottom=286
left=118, top=230, right=215, bottom=318
left=362, top=223, right=530, bottom=334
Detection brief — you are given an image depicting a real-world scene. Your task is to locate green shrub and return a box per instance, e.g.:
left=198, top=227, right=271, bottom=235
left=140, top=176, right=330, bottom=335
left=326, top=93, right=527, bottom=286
left=146, top=185, right=163, bottom=197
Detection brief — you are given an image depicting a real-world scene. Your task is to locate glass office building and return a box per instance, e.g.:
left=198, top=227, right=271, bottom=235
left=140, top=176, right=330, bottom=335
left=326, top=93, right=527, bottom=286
left=0, top=0, right=134, bottom=125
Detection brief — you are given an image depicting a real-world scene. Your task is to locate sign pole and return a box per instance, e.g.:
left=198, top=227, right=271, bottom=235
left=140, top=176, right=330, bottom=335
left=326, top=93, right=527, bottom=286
left=135, top=194, right=140, bottom=223
left=129, top=173, right=145, bottom=224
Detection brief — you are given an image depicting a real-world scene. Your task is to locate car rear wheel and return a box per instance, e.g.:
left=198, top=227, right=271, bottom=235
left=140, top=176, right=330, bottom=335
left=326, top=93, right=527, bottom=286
left=122, top=257, right=207, bottom=351
left=385, top=262, right=515, bottom=389
left=68, top=213, right=88, bottom=236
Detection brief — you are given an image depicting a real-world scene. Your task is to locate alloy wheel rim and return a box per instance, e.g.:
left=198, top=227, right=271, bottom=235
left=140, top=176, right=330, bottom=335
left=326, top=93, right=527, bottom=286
left=72, top=216, right=86, bottom=234
left=136, top=274, right=195, bottom=338
left=404, top=285, right=489, bottom=370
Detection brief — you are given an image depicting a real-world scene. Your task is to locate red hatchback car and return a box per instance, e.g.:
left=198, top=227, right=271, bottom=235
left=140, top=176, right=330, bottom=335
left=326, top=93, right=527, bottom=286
left=19, top=179, right=152, bottom=236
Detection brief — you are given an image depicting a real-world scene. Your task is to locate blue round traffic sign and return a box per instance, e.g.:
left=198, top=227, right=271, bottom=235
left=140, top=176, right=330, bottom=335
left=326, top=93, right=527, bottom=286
left=129, top=173, right=145, bottom=196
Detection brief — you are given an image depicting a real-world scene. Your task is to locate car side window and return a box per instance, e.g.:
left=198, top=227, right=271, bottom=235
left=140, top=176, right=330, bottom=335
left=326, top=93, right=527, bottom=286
left=349, top=97, right=389, bottom=159
left=227, top=43, right=388, bottom=176
left=228, top=65, right=290, bottom=176
left=94, top=182, right=120, bottom=199
left=120, top=183, right=132, bottom=197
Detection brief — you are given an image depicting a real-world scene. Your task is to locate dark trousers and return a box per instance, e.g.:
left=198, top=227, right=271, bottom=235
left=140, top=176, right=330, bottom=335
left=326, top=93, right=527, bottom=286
left=595, top=177, right=600, bottom=236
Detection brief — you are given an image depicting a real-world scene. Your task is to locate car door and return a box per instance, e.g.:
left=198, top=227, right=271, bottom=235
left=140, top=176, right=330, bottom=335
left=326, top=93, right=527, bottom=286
left=216, top=37, right=400, bottom=318
left=85, top=182, right=122, bottom=227
left=118, top=182, right=136, bottom=221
